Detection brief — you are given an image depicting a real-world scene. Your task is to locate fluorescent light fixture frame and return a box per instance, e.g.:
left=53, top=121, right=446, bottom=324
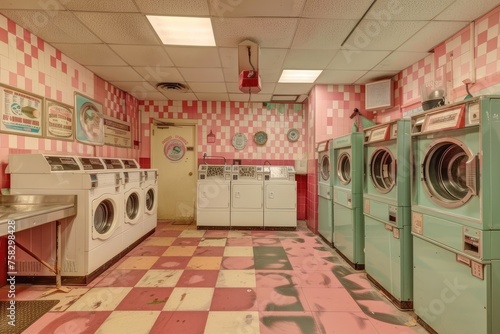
left=147, top=15, right=216, bottom=46
left=279, top=70, right=322, bottom=83
left=271, top=95, right=298, bottom=102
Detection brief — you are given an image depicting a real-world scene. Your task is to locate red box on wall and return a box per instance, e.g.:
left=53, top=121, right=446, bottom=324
left=239, top=70, right=261, bottom=93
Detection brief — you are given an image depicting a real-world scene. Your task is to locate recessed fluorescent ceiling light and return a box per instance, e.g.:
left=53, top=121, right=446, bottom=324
left=279, top=70, right=322, bottom=83
left=147, top=15, right=216, bottom=46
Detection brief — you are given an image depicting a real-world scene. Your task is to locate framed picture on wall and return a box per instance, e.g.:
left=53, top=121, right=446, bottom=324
left=44, top=99, right=74, bottom=141
left=0, top=84, right=44, bottom=137
left=75, top=93, right=104, bottom=146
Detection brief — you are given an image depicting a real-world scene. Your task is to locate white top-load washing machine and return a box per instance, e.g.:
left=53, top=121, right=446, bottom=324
left=117, top=158, right=146, bottom=247
left=231, top=165, right=264, bottom=227
left=263, top=166, right=297, bottom=228
left=196, top=164, right=232, bottom=227
left=141, top=167, right=158, bottom=234
left=9, top=154, right=124, bottom=284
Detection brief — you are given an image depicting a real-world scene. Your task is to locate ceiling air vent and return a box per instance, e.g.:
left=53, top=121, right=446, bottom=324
left=156, top=82, right=190, bottom=92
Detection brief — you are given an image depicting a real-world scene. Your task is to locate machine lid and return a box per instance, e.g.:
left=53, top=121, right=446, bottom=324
left=421, top=138, right=478, bottom=208
left=320, top=154, right=330, bottom=181
left=337, top=152, right=351, bottom=185
left=369, top=147, right=396, bottom=193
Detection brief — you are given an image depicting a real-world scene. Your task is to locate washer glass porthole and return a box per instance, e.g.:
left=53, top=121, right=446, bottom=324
left=320, top=155, right=330, bottom=181
left=337, top=152, right=351, bottom=185
left=146, top=188, right=155, bottom=210
left=94, top=200, right=114, bottom=234
left=126, top=192, right=139, bottom=219
left=422, top=139, right=474, bottom=208
left=370, top=148, right=395, bottom=193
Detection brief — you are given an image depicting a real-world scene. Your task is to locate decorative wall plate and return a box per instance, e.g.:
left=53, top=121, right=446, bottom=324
left=287, top=128, right=300, bottom=142
left=232, top=133, right=247, bottom=150
left=254, top=131, right=268, bottom=145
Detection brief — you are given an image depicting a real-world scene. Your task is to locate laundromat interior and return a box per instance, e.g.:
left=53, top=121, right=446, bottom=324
left=0, top=1, right=500, bottom=333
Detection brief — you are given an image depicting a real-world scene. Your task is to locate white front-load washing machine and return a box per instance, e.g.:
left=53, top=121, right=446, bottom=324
left=231, top=165, right=264, bottom=227
left=196, top=164, right=232, bottom=227
left=9, top=154, right=125, bottom=284
left=263, top=166, right=297, bottom=228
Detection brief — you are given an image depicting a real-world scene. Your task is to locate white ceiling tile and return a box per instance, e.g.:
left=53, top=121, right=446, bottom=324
left=179, top=68, right=225, bottom=82
left=283, top=49, right=338, bottom=69
left=344, top=20, right=427, bottom=50
left=165, top=47, right=221, bottom=67
left=260, top=49, right=288, bottom=70
left=162, top=91, right=197, bottom=100
left=0, top=11, right=101, bottom=43
left=212, top=18, right=298, bottom=48
left=208, top=0, right=306, bottom=17
left=355, top=71, right=399, bottom=84
left=274, top=83, right=314, bottom=95
left=134, top=0, right=210, bottom=15
left=73, top=12, right=159, bottom=44
left=226, top=82, right=242, bottom=94
left=302, top=0, right=374, bottom=19
left=134, top=67, right=185, bottom=83
left=223, top=68, right=239, bottom=83
left=435, top=0, right=500, bottom=20
left=0, top=0, right=65, bottom=9
left=292, top=19, right=358, bottom=49
left=110, top=45, right=173, bottom=66
left=229, top=94, right=273, bottom=102
left=398, top=21, right=469, bottom=52
left=63, top=0, right=138, bottom=12
left=259, top=68, right=282, bottom=83
left=373, top=52, right=431, bottom=71
left=219, top=48, right=238, bottom=69
left=139, top=91, right=169, bottom=100
left=86, top=66, right=144, bottom=81
left=195, top=93, right=229, bottom=101
left=110, top=81, right=158, bottom=99
left=328, top=50, right=391, bottom=70
left=52, top=44, right=127, bottom=66
left=189, top=82, right=227, bottom=93
left=369, top=0, right=455, bottom=20
left=315, top=70, right=367, bottom=84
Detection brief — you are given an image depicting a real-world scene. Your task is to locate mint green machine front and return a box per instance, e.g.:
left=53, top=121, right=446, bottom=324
left=332, top=133, right=364, bottom=269
left=411, top=96, right=500, bottom=334
left=363, top=119, right=412, bottom=309
left=317, top=140, right=334, bottom=245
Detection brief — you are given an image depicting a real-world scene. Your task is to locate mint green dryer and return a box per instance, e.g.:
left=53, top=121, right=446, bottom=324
left=317, top=140, right=334, bottom=245
left=363, top=119, right=412, bottom=309
left=411, top=96, right=500, bottom=334
left=332, top=132, right=364, bottom=269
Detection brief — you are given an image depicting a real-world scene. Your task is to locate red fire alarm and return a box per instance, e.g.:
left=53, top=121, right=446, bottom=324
left=239, top=70, right=261, bottom=93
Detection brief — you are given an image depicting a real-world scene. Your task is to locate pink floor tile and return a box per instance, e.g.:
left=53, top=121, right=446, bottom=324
left=152, top=229, right=183, bottom=238
left=193, top=246, right=225, bottom=257
left=301, top=287, right=361, bottom=312
left=204, top=230, right=230, bottom=238
left=94, top=269, right=147, bottom=287
left=24, top=311, right=111, bottom=334
left=210, top=288, right=258, bottom=311
left=256, top=287, right=308, bottom=311
left=0, top=284, right=31, bottom=300
left=260, top=312, right=319, bottom=334
left=149, top=311, right=209, bottom=334
left=255, top=271, right=296, bottom=288
left=293, top=270, right=344, bottom=288
left=125, top=245, right=168, bottom=257
left=221, top=256, right=255, bottom=270
left=253, top=238, right=282, bottom=246
left=316, top=311, right=380, bottom=334
left=116, top=287, right=173, bottom=311
left=288, top=256, right=335, bottom=272
left=251, top=231, right=278, bottom=238
left=171, top=237, right=201, bottom=246
left=151, top=256, right=191, bottom=270
left=176, top=270, right=220, bottom=287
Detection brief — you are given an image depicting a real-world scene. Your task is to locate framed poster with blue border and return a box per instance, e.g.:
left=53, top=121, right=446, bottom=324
left=75, top=93, right=104, bottom=145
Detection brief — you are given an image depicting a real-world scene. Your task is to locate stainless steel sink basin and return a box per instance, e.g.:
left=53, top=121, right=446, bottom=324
left=0, top=194, right=77, bottom=236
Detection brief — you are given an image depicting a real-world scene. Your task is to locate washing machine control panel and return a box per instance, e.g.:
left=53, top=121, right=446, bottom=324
left=102, top=158, right=123, bottom=169
left=79, top=157, right=106, bottom=170
left=231, top=165, right=263, bottom=181
left=198, top=165, right=231, bottom=180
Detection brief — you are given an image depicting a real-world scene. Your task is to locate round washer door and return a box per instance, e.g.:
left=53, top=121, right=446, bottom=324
left=421, top=138, right=477, bottom=208
left=126, top=191, right=140, bottom=220
left=337, top=151, right=351, bottom=185
left=320, top=154, right=330, bottom=181
left=370, top=148, right=396, bottom=193
left=94, top=198, right=116, bottom=236
left=145, top=187, right=156, bottom=213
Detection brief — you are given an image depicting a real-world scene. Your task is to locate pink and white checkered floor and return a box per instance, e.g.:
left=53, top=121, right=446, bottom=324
left=1, top=221, right=429, bottom=334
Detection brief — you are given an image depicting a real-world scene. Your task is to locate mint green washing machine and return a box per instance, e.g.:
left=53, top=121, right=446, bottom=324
left=363, top=119, right=413, bottom=309
left=411, top=96, right=500, bottom=334
left=332, top=133, right=365, bottom=269
left=317, top=140, right=334, bottom=245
